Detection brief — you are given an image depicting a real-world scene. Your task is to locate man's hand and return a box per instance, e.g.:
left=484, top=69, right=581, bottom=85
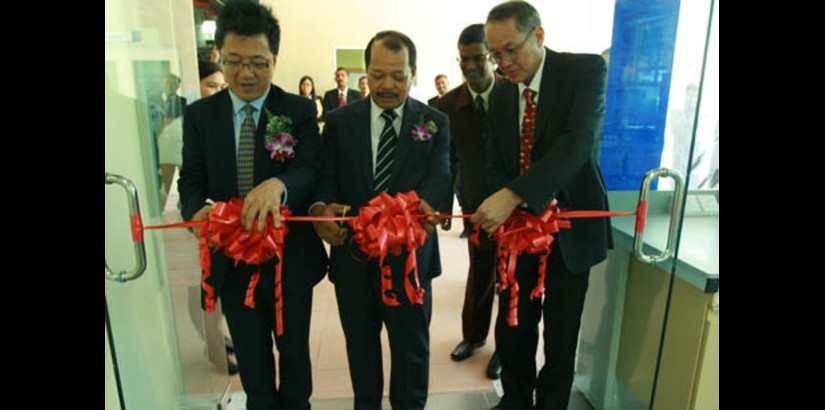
left=191, top=203, right=214, bottom=239
left=471, top=188, right=523, bottom=234
left=418, top=200, right=438, bottom=234
left=439, top=217, right=452, bottom=231
left=242, top=178, right=285, bottom=235
left=311, top=203, right=350, bottom=246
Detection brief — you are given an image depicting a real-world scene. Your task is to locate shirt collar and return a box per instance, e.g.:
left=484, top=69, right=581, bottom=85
left=518, top=47, right=547, bottom=97
left=228, top=87, right=270, bottom=115
left=370, top=97, right=405, bottom=124
left=467, top=76, right=497, bottom=104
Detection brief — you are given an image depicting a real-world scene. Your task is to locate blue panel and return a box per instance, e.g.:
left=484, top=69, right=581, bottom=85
left=601, top=0, right=681, bottom=190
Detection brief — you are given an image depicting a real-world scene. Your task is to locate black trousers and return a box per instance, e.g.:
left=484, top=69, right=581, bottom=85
left=460, top=229, right=497, bottom=344
left=334, top=262, right=432, bottom=410
left=495, top=242, right=590, bottom=410
left=221, top=266, right=314, bottom=410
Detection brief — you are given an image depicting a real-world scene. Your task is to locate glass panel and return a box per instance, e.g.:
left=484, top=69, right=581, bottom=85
left=105, top=0, right=231, bottom=408
left=575, top=0, right=717, bottom=409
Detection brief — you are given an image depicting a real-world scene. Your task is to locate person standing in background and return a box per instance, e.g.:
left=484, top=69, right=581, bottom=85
left=437, top=23, right=504, bottom=381
left=358, top=75, right=370, bottom=98
left=299, top=75, right=324, bottom=121
left=322, top=67, right=362, bottom=119
left=428, top=74, right=450, bottom=108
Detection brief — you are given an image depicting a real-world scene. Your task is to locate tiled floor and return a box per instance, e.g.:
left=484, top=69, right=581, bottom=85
left=160, top=184, right=593, bottom=409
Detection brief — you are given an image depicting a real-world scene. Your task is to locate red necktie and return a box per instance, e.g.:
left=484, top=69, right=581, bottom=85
left=520, top=88, right=537, bottom=175
left=339, top=92, right=345, bottom=107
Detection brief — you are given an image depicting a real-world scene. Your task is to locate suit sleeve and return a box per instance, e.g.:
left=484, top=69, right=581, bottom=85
left=178, top=106, right=208, bottom=222
left=484, top=90, right=512, bottom=197
left=417, top=111, right=451, bottom=210
left=276, top=99, right=322, bottom=209
left=313, top=108, right=340, bottom=205
left=507, top=56, right=606, bottom=213
left=436, top=97, right=457, bottom=213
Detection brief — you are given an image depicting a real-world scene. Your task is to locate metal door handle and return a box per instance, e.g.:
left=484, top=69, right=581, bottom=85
left=105, top=172, right=147, bottom=282
left=633, top=168, right=685, bottom=264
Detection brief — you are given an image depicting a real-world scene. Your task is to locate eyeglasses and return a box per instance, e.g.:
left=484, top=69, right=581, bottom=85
left=488, top=27, right=536, bottom=64
left=456, top=54, right=489, bottom=65
left=221, top=58, right=271, bottom=71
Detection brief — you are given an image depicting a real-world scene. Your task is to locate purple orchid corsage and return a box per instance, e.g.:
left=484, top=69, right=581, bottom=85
left=263, top=108, right=297, bottom=162
left=410, top=113, right=438, bottom=142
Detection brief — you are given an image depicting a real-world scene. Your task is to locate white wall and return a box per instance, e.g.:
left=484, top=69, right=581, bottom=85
left=265, top=0, right=615, bottom=101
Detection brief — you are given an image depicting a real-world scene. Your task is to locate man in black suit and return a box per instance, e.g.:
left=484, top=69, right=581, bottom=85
left=437, top=23, right=503, bottom=379
left=427, top=74, right=450, bottom=108
left=161, top=74, right=187, bottom=126
left=472, top=2, right=611, bottom=409
left=311, top=30, right=450, bottom=410
left=322, top=67, right=362, bottom=119
left=178, top=1, right=327, bottom=409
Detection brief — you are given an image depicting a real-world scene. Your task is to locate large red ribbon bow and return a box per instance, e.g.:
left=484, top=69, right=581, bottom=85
left=350, top=191, right=428, bottom=306
left=493, top=199, right=571, bottom=327
left=200, top=199, right=290, bottom=336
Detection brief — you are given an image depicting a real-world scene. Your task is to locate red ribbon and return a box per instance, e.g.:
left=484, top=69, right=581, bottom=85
left=349, top=191, right=428, bottom=307
left=140, top=195, right=641, bottom=333
left=492, top=199, right=568, bottom=326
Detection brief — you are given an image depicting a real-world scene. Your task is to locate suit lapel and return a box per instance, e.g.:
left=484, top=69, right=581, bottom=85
left=503, top=82, right=520, bottom=173
left=254, top=85, right=282, bottom=184
left=214, top=91, right=239, bottom=194
left=390, top=99, right=418, bottom=190
left=534, top=48, right=561, bottom=146
left=352, top=99, right=373, bottom=185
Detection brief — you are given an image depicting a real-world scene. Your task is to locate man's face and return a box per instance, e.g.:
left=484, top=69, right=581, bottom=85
left=458, top=43, right=493, bottom=90
left=368, top=41, right=415, bottom=110
left=485, top=18, right=544, bottom=85
left=200, top=71, right=227, bottom=98
left=220, top=32, right=276, bottom=102
left=335, top=69, right=349, bottom=89
left=359, top=77, right=370, bottom=95
left=435, top=76, right=450, bottom=96
left=163, top=76, right=179, bottom=96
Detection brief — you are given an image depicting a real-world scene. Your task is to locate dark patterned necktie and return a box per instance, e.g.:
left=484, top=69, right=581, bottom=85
left=374, top=109, right=398, bottom=193
left=475, top=94, right=486, bottom=119
left=237, top=104, right=256, bottom=197
left=520, top=88, right=536, bottom=175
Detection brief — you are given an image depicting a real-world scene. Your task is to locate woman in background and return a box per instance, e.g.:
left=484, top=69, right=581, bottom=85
left=299, top=75, right=324, bottom=121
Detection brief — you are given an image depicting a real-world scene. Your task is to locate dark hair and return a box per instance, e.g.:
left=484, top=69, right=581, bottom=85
left=487, top=1, right=542, bottom=34
left=215, top=0, right=281, bottom=55
left=299, top=75, right=317, bottom=99
left=335, top=67, right=349, bottom=76
left=458, top=23, right=487, bottom=48
left=364, top=30, right=417, bottom=70
left=358, top=75, right=368, bottom=82
left=434, top=74, right=447, bottom=82
left=198, top=60, right=222, bottom=80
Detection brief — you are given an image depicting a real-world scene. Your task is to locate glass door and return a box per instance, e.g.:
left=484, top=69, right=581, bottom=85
left=574, top=0, right=718, bottom=409
left=105, top=0, right=232, bottom=408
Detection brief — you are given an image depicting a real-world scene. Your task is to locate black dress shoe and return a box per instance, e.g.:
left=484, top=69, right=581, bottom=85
left=486, top=351, right=501, bottom=379
left=227, top=359, right=239, bottom=375
left=450, top=340, right=485, bottom=361
left=224, top=337, right=235, bottom=354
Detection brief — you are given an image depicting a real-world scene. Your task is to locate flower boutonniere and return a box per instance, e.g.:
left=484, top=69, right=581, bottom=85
left=263, top=107, right=297, bottom=162
left=410, top=113, right=438, bottom=142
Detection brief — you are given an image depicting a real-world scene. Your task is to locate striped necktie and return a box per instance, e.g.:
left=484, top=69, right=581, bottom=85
left=237, top=104, right=256, bottom=198
left=374, top=109, right=398, bottom=193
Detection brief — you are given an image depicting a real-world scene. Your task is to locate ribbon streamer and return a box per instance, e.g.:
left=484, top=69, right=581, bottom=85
left=349, top=191, right=428, bottom=307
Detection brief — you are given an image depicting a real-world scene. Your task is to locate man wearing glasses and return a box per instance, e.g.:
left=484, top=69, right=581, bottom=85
left=436, top=23, right=504, bottom=380
left=178, top=1, right=327, bottom=409
left=472, top=2, right=611, bottom=409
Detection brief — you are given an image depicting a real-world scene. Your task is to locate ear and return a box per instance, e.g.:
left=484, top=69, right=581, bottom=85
left=534, top=26, right=545, bottom=48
